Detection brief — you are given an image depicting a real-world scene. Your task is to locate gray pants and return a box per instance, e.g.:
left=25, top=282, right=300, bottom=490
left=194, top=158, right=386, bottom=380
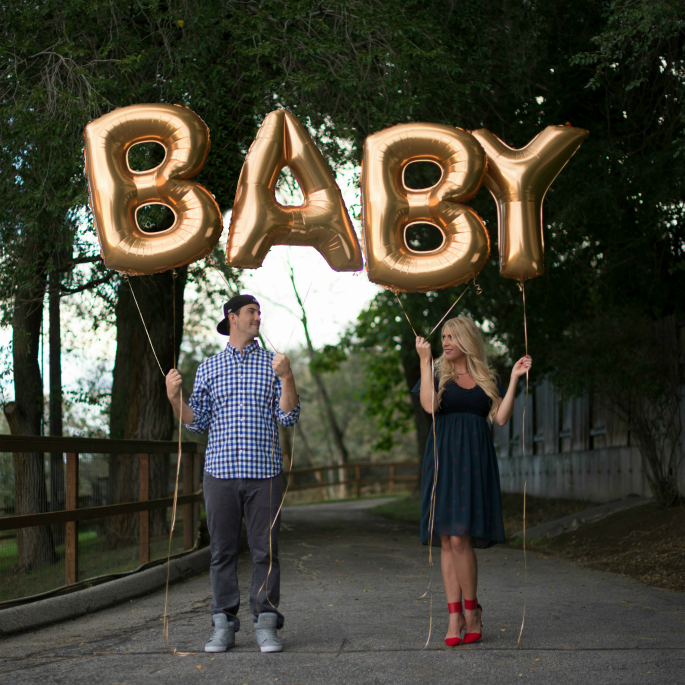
left=203, top=471, right=283, bottom=631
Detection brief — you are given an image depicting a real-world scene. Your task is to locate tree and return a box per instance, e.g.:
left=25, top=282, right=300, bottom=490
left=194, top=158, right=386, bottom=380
left=345, top=0, right=685, bottom=505
left=3, top=0, right=460, bottom=555
left=551, top=312, right=683, bottom=506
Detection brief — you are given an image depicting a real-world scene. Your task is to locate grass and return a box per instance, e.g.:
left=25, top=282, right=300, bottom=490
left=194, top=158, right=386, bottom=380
left=371, top=496, right=421, bottom=524
left=0, top=525, right=186, bottom=604
left=370, top=492, right=591, bottom=538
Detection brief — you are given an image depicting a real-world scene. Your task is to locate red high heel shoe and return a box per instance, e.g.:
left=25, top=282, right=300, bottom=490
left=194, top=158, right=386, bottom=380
left=463, top=598, right=483, bottom=645
left=445, top=602, right=463, bottom=647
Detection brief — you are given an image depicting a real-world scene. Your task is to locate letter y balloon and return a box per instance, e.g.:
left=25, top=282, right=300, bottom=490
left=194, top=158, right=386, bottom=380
left=471, top=125, right=589, bottom=282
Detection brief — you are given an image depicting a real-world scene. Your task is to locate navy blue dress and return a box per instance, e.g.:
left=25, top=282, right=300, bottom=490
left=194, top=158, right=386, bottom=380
left=412, top=377, right=506, bottom=549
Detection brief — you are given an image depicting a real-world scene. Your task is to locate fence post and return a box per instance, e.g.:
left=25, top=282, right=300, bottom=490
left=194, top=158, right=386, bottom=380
left=65, top=452, right=79, bottom=585
left=183, top=453, right=193, bottom=550
left=389, top=465, right=395, bottom=495
left=139, top=453, right=150, bottom=565
left=314, top=468, right=323, bottom=501
left=355, top=465, right=361, bottom=498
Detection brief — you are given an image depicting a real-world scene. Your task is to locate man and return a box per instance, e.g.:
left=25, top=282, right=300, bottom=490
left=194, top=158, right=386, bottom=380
left=165, top=294, right=299, bottom=654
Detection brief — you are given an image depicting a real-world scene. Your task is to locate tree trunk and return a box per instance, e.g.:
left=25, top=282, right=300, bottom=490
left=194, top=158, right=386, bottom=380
left=108, top=268, right=186, bottom=549
left=49, top=268, right=65, bottom=545
left=6, top=272, right=56, bottom=570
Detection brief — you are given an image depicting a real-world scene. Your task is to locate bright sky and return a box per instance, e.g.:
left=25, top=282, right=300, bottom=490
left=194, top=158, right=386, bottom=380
left=206, top=163, right=380, bottom=353
left=238, top=246, right=380, bottom=353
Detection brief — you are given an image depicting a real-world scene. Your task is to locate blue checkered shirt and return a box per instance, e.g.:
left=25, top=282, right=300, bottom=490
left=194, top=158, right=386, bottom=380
left=184, top=341, right=300, bottom=479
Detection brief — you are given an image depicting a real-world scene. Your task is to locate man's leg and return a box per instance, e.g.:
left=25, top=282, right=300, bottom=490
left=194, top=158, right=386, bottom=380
left=243, top=474, right=284, bottom=629
left=203, top=472, right=243, bottom=631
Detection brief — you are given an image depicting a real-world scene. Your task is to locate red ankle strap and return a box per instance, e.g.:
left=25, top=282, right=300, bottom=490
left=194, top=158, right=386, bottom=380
left=463, top=599, right=478, bottom=611
left=447, top=602, right=462, bottom=614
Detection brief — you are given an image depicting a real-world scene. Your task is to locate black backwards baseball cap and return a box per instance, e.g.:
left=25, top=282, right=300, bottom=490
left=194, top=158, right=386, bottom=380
left=216, top=294, right=260, bottom=335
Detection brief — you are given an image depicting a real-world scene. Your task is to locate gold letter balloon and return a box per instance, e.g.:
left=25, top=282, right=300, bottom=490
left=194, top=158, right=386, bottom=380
left=361, top=123, right=490, bottom=292
left=471, top=125, right=589, bottom=282
left=227, top=109, right=362, bottom=271
left=84, top=104, right=223, bottom=275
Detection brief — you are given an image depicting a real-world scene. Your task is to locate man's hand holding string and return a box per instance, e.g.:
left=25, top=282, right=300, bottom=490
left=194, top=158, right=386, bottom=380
left=165, top=369, right=195, bottom=424
left=272, top=354, right=299, bottom=413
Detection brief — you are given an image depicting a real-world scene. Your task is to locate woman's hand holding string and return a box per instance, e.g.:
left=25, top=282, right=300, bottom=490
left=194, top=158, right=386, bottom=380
left=416, top=336, right=432, bottom=362
left=511, top=355, right=532, bottom=380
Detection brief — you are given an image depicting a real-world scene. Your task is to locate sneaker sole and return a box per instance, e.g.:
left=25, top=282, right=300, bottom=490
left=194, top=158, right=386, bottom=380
left=259, top=645, right=282, bottom=653
left=205, top=645, right=232, bottom=653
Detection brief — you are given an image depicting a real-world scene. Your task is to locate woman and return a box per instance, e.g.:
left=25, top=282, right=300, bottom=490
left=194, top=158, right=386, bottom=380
left=414, top=316, right=531, bottom=646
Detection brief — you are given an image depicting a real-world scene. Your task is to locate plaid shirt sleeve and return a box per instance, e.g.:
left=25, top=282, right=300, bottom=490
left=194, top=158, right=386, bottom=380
left=273, top=374, right=301, bottom=427
left=185, top=363, right=212, bottom=434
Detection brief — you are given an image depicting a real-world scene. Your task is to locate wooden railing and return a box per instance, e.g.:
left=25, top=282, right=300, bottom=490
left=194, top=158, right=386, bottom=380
left=0, top=434, right=418, bottom=590
left=286, top=460, right=420, bottom=497
left=0, top=435, right=204, bottom=587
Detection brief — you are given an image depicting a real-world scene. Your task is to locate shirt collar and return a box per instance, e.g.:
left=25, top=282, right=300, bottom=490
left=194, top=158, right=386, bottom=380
left=226, top=340, right=260, bottom=358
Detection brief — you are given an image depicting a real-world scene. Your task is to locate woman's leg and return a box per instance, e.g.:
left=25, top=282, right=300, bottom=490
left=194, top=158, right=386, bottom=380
left=449, top=535, right=481, bottom=634
left=440, top=536, right=465, bottom=638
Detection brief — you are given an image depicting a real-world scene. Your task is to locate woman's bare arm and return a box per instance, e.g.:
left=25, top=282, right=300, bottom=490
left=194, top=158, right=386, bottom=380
left=416, top=336, right=438, bottom=413
left=493, top=355, right=532, bottom=426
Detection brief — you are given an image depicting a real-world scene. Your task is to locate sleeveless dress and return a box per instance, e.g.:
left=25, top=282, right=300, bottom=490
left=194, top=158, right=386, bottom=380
left=412, top=377, right=506, bottom=549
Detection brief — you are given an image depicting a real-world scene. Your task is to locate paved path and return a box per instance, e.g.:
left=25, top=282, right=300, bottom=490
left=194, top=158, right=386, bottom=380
left=1, top=499, right=683, bottom=684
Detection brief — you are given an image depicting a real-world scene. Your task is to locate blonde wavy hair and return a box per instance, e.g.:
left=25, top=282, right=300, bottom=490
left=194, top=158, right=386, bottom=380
left=434, top=316, right=500, bottom=421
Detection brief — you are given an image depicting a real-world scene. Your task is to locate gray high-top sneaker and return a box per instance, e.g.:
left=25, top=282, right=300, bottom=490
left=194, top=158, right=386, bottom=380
left=204, top=613, right=235, bottom=652
left=254, top=612, right=282, bottom=653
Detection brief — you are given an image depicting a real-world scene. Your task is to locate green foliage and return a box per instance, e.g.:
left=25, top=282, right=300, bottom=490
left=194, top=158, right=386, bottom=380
left=343, top=284, right=510, bottom=450
left=0, top=0, right=462, bottom=339
left=309, top=343, right=347, bottom=375
left=345, top=1, right=685, bottom=457
left=291, top=348, right=417, bottom=466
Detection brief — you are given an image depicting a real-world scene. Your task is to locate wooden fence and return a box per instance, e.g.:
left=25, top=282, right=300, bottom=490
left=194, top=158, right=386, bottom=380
left=286, top=460, right=419, bottom=497
left=0, top=435, right=418, bottom=590
left=0, top=435, right=204, bottom=587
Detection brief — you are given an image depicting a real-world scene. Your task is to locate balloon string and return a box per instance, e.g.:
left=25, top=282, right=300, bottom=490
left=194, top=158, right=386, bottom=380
left=392, top=290, right=419, bottom=337
left=258, top=375, right=297, bottom=608
left=162, top=387, right=195, bottom=657
left=261, top=330, right=280, bottom=354
left=420, top=357, right=440, bottom=649
left=172, top=269, right=178, bottom=368
left=427, top=281, right=473, bottom=339
left=393, top=280, right=472, bottom=341
left=207, top=254, right=239, bottom=295
left=125, top=276, right=165, bottom=377
left=257, top=276, right=310, bottom=606
left=257, top=272, right=308, bottom=602
left=516, top=281, right=529, bottom=650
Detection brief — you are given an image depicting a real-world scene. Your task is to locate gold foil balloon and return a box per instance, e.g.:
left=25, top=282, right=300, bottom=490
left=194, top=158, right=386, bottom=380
left=471, top=125, right=589, bottom=281
left=361, top=123, right=490, bottom=293
left=84, top=104, right=222, bottom=275
left=227, top=109, right=362, bottom=271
